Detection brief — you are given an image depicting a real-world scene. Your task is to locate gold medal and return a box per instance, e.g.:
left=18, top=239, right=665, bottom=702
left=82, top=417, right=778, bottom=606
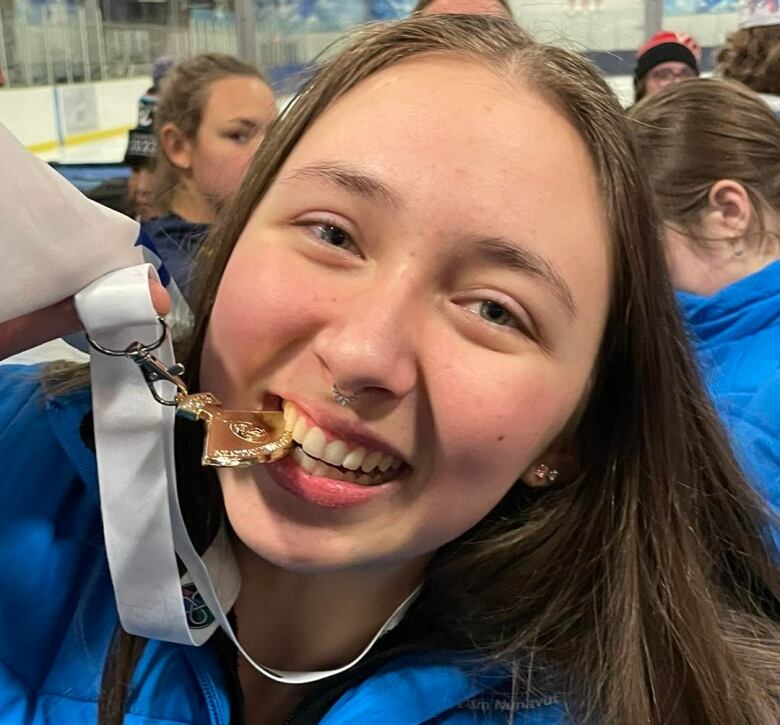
left=176, top=392, right=291, bottom=467
left=86, top=320, right=293, bottom=468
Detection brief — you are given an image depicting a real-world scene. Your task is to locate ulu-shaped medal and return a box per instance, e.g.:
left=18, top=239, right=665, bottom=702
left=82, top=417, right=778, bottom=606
left=176, top=392, right=292, bottom=467
left=86, top=321, right=293, bottom=468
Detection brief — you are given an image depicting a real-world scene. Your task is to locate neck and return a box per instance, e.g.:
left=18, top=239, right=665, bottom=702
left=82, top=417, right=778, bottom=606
left=673, top=234, right=780, bottom=296
left=232, top=540, right=426, bottom=673
left=169, top=180, right=216, bottom=224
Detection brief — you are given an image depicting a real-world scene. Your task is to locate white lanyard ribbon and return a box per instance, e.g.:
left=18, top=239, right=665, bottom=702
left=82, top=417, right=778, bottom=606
left=75, top=264, right=419, bottom=683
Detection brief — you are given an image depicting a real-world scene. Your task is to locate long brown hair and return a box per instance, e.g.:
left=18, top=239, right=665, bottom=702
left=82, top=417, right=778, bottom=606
left=99, top=15, right=780, bottom=724
left=717, top=24, right=780, bottom=95
left=628, top=78, right=780, bottom=239
left=154, top=53, right=267, bottom=211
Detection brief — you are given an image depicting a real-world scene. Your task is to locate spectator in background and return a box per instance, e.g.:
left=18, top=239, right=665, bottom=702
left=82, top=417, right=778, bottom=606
left=633, top=31, right=701, bottom=102
left=144, top=53, right=276, bottom=303
left=718, top=0, right=780, bottom=116
left=412, top=0, right=513, bottom=16
left=124, top=124, right=160, bottom=221
left=123, top=57, right=175, bottom=221
left=629, top=79, right=780, bottom=528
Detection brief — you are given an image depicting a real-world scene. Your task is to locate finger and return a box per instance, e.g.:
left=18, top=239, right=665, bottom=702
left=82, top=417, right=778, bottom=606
left=0, top=297, right=80, bottom=362
left=149, top=279, right=172, bottom=317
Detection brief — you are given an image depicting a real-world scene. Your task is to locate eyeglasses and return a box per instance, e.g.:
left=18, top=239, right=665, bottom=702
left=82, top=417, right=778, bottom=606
left=648, top=66, right=697, bottom=83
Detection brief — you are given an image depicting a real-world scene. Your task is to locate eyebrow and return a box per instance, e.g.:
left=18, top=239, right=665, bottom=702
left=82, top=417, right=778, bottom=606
left=228, top=117, right=259, bottom=127
left=470, top=236, right=577, bottom=319
left=283, top=163, right=400, bottom=207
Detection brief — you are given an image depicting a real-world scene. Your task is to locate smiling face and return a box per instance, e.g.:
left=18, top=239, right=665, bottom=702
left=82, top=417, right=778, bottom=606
left=199, top=56, right=611, bottom=575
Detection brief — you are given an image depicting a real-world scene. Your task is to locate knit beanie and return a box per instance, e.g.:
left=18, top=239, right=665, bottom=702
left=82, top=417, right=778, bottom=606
left=635, top=31, right=702, bottom=82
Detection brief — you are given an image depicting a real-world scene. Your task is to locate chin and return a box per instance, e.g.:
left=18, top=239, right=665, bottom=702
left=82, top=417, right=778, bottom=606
left=222, top=495, right=383, bottom=574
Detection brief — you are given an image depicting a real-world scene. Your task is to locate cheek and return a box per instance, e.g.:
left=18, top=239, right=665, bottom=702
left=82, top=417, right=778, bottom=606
left=194, top=140, right=254, bottom=198
left=200, top=241, right=325, bottom=400
left=424, top=343, right=584, bottom=501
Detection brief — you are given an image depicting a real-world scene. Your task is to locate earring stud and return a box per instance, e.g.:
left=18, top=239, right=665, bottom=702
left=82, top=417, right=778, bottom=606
left=534, top=463, right=559, bottom=483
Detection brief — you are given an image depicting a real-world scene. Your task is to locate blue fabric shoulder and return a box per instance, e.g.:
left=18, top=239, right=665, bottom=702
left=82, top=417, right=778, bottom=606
left=0, top=364, right=102, bottom=720
left=320, top=654, right=568, bottom=724
left=0, top=363, right=223, bottom=724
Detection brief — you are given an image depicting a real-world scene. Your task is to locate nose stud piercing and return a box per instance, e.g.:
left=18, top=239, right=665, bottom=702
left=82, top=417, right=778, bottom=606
left=333, top=384, right=360, bottom=407
left=534, top=463, right=560, bottom=484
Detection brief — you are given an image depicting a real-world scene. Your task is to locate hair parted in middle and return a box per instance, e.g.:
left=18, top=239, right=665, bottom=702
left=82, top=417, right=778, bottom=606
left=101, top=14, right=780, bottom=725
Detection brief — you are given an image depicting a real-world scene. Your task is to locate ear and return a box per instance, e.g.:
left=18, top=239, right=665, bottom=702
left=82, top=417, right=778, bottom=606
left=158, top=122, right=193, bottom=172
left=701, top=180, right=753, bottom=246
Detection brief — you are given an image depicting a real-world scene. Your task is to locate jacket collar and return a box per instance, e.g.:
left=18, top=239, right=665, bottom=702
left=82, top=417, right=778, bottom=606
left=676, top=259, right=780, bottom=349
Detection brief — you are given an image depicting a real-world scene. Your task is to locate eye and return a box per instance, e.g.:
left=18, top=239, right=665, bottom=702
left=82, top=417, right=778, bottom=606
left=479, top=301, right=513, bottom=325
left=464, top=299, right=530, bottom=335
left=307, top=223, right=362, bottom=257
left=225, top=130, right=254, bottom=145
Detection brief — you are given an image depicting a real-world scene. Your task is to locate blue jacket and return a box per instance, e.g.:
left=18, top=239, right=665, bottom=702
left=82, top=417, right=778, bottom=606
left=0, top=365, right=566, bottom=724
left=677, top=260, right=780, bottom=537
left=142, top=214, right=210, bottom=305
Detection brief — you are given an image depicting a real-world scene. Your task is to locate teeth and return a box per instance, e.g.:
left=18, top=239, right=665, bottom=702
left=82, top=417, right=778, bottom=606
left=291, top=446, right=316, bottom=473
left=301, top=427, right=327, bottom=459
left=282, top=400, right=404, bottom=473
left=342, top=447, right=366, bottom=471
left=310, top=460, right=331, bottom=477
left=322, top=439, right=348, bottom=466
left=361, top=450, right=382, bottom=473
left=283, top=401, right=298, bottom=430
left=291, top=446, right=382, bottom=485
left=292, top=416, right=308, bottom=444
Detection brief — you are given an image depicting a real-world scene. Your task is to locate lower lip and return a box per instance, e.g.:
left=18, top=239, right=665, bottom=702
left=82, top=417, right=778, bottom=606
left=264, top=453, right=396, bottom=509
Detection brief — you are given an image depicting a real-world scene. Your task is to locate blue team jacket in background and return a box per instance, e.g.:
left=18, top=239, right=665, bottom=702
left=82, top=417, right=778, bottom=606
left=677, top=260, right=780, bottom=536
left=0, top=365, right=566, bottom=724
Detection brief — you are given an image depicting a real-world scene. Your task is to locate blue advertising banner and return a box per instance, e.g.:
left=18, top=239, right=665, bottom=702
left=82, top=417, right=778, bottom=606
left=255, top=0, right=415, bottom=26
left=663, top=0, right=738, bottom=16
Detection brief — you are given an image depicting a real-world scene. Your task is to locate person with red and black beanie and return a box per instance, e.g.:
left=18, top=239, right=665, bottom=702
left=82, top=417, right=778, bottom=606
left=634, top=31, right=701, bottom=102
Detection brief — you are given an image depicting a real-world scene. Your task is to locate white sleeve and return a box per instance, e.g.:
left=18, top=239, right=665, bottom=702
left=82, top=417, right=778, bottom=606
left=0, top=122, right=143, bottom=324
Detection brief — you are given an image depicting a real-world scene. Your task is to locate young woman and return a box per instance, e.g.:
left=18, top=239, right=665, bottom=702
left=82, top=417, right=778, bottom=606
left=1, top=15, right=779, bottom=725
left=629, top=78, right=780, bottom=542
left=144, top=53, right=277, bottom=302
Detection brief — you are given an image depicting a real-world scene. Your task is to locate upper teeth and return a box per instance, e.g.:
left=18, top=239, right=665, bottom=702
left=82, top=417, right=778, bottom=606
left=283, top=401, right=401, bottom=473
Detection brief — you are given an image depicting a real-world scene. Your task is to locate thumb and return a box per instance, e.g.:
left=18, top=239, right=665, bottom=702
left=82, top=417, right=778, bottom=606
left=0, top=278, right=173, bottom=362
